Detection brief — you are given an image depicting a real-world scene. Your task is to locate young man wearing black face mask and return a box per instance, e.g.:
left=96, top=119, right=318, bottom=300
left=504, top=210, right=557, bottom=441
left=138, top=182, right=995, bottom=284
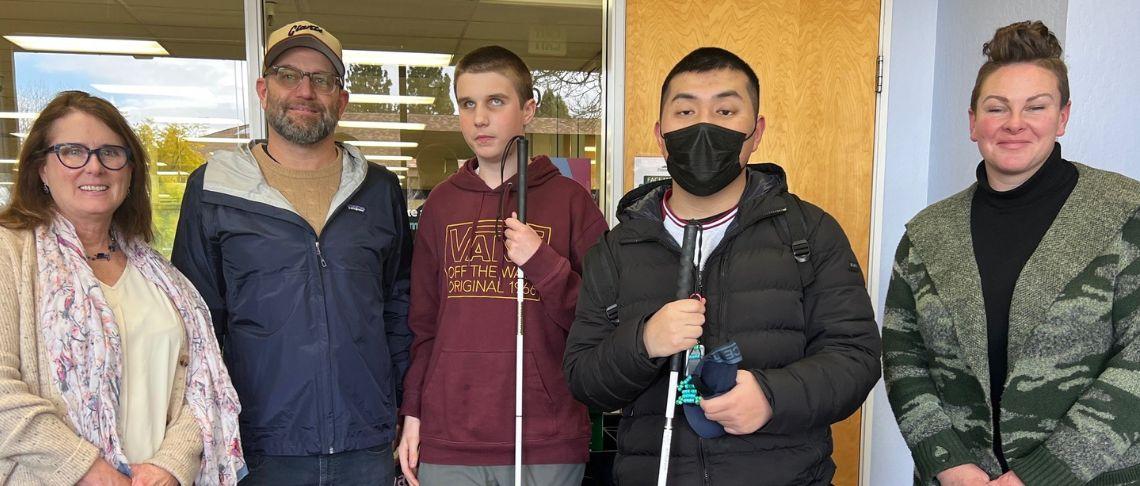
left=563, top=47, right=881, bottom=485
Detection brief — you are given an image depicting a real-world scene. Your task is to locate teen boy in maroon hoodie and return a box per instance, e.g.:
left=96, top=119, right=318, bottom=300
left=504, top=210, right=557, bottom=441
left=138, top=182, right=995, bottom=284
left=397, top=46, right=607, bottom=485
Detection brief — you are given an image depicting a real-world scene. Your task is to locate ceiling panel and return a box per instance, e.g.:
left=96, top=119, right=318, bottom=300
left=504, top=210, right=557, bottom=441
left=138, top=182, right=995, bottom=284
left=463, top=21, right=599, bottom=42
left=128, top=8, right=246, bottom=28
left=469, top=3, right=601, bottom=25
left=305, top=18, right=471, bottom=41
left=1, top=0, right=602, bottom=71
left=1, top=20, right=156, bottom=39
left=278, top=0, right=478, bottom=21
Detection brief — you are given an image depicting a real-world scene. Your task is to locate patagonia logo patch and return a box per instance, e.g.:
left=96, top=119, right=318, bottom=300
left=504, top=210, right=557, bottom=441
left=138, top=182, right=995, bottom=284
left=347, top=204, right=366, bottom=213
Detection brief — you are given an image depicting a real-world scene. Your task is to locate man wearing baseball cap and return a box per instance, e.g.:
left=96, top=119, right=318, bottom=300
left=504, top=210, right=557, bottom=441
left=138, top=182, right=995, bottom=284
left=173, top=20, right=412, bottom=485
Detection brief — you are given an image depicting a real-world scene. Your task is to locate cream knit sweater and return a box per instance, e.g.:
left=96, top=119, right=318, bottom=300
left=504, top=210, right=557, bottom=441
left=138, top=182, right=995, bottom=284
left=0, top=227, right=202, bottom=485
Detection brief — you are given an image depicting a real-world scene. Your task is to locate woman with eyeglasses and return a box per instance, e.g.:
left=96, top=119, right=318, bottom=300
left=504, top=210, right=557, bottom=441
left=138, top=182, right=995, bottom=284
left=884, top=21, right=1140, bottom=486
left=0, top=91, right=245, bottom=485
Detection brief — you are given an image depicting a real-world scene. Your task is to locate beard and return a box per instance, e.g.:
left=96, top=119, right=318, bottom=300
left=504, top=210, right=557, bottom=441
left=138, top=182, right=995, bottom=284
left=266, top=91, right=339, bottom=146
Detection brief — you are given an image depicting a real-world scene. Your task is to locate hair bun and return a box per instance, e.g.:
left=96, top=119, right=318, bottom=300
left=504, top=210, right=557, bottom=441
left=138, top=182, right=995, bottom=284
left=983, top=20, right=1063, bottom=63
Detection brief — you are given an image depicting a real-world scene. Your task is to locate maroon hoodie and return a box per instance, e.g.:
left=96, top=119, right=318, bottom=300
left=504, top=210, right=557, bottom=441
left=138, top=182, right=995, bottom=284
left=401, top=155, right=607, bottom=465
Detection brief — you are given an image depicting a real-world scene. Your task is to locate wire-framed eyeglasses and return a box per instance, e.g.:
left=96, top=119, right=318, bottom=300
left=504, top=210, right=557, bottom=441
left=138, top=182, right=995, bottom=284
left=265, top=65, right=342, bottom=95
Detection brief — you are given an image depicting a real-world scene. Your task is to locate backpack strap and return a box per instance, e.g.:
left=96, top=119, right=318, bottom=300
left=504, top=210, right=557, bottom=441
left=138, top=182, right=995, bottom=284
left=782, top=193, right=815, bottom=288
left=592, top=230, right=622, bottom=324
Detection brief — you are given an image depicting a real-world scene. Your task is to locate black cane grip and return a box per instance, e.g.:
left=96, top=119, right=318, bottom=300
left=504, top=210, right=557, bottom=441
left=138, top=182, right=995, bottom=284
left=670, top=222, right=700, bottom=373
left=516, top=136, right=529, bottom=224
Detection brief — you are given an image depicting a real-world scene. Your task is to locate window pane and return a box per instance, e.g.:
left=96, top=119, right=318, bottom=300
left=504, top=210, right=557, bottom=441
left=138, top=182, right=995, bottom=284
left=266, top=0, right=605, bottom=229
left=0, top=1, right=249, bottom=255
left=1, top=1, right=604, bottom=249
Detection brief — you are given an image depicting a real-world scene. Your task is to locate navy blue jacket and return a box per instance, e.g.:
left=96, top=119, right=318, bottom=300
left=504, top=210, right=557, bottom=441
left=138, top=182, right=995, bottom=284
left=172, top=142, right=412, bottom=456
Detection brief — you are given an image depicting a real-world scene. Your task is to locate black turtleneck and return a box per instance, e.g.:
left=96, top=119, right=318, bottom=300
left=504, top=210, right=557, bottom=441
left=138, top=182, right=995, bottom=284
left=971, top=142, right=1077, bottom=471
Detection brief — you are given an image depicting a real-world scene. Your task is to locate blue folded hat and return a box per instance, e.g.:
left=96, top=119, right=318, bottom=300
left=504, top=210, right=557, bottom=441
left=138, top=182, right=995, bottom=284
left=683, top=341, right=743, bottom=439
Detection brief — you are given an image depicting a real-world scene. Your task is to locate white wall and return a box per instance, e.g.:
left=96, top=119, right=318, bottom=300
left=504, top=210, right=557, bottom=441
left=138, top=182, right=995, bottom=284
left=867, top=1, right=939, bottom=484
left=925, top=0, right=1068, bottom=202
left=1062, top=0, right=1140, bottom=180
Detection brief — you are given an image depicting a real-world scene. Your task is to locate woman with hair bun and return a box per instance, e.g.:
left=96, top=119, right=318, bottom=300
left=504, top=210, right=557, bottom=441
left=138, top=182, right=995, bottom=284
left=884, top=20, right=1140, bottom=486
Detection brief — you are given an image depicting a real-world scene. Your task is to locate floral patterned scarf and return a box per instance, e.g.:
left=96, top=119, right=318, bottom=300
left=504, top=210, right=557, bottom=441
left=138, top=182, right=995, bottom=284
left=35, top=216, right=246, bottom=485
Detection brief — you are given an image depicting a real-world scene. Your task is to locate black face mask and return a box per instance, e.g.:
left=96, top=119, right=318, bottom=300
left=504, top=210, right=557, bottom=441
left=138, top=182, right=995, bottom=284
left=662, top=122, right=753, bottom=197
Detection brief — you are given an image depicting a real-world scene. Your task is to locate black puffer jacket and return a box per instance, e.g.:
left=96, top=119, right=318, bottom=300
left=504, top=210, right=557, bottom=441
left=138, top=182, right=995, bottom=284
left=564, top=164, right=881, bottom=485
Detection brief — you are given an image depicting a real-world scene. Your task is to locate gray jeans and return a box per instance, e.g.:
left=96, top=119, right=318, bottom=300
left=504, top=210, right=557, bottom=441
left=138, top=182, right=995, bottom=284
left=417, top=462, right=585, bottom=486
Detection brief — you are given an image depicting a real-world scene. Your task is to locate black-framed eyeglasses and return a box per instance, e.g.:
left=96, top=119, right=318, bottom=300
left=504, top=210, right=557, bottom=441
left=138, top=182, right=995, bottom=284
left=264, top=65, right=342, bottom=95
left=45, top=143, right=131, bottom=170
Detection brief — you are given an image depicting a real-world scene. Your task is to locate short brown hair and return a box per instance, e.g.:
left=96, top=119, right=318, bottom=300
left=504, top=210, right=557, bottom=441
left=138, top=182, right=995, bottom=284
left=454, top=45, right=534, bottom=106
left=971, top=20, right=1069, bottom=111
left=0, top=90, right=153, bottom=242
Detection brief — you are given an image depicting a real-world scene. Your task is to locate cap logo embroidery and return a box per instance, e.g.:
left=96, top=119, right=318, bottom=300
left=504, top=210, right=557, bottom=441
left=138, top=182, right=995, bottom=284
left=289, top=24, right=324, bottom=36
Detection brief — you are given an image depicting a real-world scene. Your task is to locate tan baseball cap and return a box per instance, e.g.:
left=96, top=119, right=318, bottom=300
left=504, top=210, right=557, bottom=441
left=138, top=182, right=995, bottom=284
left=264, top=20, right=345, bottom=77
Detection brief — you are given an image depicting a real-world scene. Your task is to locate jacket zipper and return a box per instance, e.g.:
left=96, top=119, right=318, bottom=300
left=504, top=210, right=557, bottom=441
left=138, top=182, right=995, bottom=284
left=698, top=438, right=712, bottom=486
left=716, top=244, right=733, bottom=346
left=314, top=177, right=370, bottom=455
left=313, top=235, right=335, bottom=454
left=314, top=242, right=328, bottom=268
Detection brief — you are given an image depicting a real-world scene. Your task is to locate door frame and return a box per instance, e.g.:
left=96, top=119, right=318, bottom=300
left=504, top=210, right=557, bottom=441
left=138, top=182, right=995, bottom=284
left=861, top=0, right=894, bottom=484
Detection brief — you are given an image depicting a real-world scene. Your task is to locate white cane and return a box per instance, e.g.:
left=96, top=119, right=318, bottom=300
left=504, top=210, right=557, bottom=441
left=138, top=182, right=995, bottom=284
left=658, top=222, right=700, bottom=486
left=514, top=136, right=529, bottom=486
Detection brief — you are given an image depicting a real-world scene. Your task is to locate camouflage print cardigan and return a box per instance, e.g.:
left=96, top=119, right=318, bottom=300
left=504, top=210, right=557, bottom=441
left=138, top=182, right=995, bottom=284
left=883, top=163, right=1140, bottom=486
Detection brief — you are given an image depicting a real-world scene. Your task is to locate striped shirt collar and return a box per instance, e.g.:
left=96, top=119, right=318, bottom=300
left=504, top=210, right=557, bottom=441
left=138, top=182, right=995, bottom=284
left=661, top=188, right=739, bottom=230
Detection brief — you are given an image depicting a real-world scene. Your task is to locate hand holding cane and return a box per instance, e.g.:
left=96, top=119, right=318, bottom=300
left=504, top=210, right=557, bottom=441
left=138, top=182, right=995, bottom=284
left=657, top=222, right=700, bottom=486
